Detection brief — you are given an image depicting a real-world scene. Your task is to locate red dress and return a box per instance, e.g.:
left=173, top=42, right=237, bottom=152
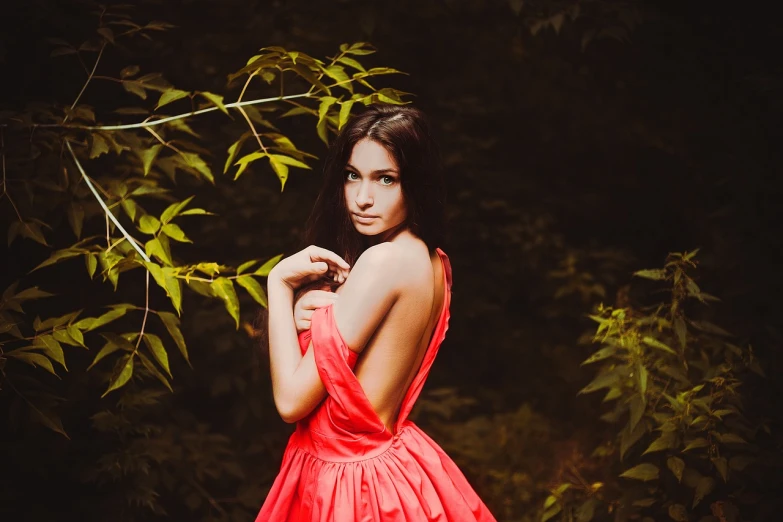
left=256, top=248, right=496, bottom=521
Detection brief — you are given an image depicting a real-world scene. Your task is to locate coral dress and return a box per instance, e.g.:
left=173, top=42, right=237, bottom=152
left=256, top=248, right=496, bottom=521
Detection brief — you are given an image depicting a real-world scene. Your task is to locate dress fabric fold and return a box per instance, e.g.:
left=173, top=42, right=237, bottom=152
left=255, top=248, right=497, bottom=521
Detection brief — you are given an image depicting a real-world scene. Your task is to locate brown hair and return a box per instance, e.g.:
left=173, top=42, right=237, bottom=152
left=252, top=103, right=445, bottom=356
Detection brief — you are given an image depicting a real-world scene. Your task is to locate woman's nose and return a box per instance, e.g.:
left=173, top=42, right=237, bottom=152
left=355, top=181, right=373, bottom=206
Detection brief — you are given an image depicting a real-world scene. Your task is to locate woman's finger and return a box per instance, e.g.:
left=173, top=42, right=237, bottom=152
left=303, top=290, right=339, bottom=310
left=308, top=245, right=351, bottom=270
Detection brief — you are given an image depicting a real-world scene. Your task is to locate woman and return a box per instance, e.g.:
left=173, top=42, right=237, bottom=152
left=256, top=104, right=496, bottom=521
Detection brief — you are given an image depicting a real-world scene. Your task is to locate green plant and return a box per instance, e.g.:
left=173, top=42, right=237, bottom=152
left=542, top=249, right=768, bottom=522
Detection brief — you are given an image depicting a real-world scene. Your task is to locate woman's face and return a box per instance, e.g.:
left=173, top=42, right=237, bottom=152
left=344, top=138, right=407, bottom=240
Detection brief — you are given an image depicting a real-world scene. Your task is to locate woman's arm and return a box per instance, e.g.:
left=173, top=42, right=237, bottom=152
left=268, top=243, right=405, bottom=423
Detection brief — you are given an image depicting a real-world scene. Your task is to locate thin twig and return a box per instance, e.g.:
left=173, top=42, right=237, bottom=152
left=134, top=270, right=150, bottom=350
left=63, top=42, right=106, bottom=124
left=236, top=72, right=268, bottom=154
left=65, top=140, right=150, bottom=262
left=26, top=92, right=313, bottom=131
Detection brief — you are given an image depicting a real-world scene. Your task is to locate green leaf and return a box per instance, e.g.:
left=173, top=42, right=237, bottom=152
left=233, top=151, right=266, bottom=179
left=224, top=137, right=248, bottom=174
left=633, top=269, right=667, bottom=281
left=716, top=432, right=746, bottom=445
left=142, top=333, right=171, bottom=377
left=66, top=203, right=85, bottom=238
left=323, top=64, right=350, bottom=85
left=236, top=275, right=268, bottom=307
left=683, top=437, right=709, bottom=452
left=642, top=431, right=676, bottom=455
left=67, top=325, right=85, bottom=347
left=269, top=155, right=289, bottom=191
left=339, top=100, right=355, bottom=129
left=692, top=476, right=715, bottom=508
left=668, top=504, right=688, bottom=522
left=581, top=346, right=616, bottom=365
left=97, top=27, right=115, bottom=44
left=291, top=63, right=331, bottom=95
left=337, top=56, right=366, bottom=72
left=140, top=144, right=162, bottom=176
left=147, top=263, right=182, bottom=314
left=89, top=133, right=110, bottom=159
left=138, top=352, right=172, bottom=392
left=619, top=463, right=659, bottom=481
left=541, top=504, right=562, bottom=522
left=139, top=214, right=161, bottom=234
left=179, top=151, right=214, bottom=183
left=674, top=317, right=687, bottom=350
left=642, top=336, right=677, bottom=355
left=158, top=311, right=189, bottom=365
left=236, top=259, right=257, bottom=275
left=254, top=254, right=283, bottom=276
left=102, top=354, right=134, bottom=397
left=75, top=305, right=131, bottom=332
left=667, top=456, right=685, bottom=482
left=579, top=366, right=627, bottom=395
left=637, top=362, right=649, bottom=396
left=33, top=335, right=67, bottom=370
left=85, top=253, right=98, bottom=279
left=711, top=457, right=728, bottom=482
left=268, top=154, right=311, bottom=170
left=161, top=223, right=191, bottom=242
left=161, top=195, right=195, bottom=224
left=212, top=277, right=239, bottom=328
left=32, top=248, right=84, bottom=272
left=199, top=91, right=229, bottom=115
left=87, top=338, right=121, bottom=370
left=120, top=65, right=139, bottom=78
left=179, top=208, right=212, bottom=216
left=30, top=407, right=69, bottom=439
left=156, top=89, right=190, bottom=109
left=145, top=237, right=172, bottom=266
left=690, top=320, right=732, bottom=337
left=620, top=417, right=647, bottom=459
left=10, top=351, right=57, bottom=376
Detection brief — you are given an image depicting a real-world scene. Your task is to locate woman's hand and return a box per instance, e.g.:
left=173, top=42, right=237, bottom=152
left=293, top=287, right=340, bottom=332
left=268, top=245, right=351, bottom=291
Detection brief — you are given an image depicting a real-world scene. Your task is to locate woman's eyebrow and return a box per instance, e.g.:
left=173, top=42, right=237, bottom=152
left=345, top=163, right=399, bottom=175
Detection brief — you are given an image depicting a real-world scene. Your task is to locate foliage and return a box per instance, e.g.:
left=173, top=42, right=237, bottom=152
left=0, top=3, right=408, bottom=519
left=541, top=250, right=772, bottom=522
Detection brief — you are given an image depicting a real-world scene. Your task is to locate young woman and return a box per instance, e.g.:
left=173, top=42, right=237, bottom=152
left=255, top=104, right=496, bottom=521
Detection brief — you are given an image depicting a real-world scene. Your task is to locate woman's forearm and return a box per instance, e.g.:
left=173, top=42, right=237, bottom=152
left=267, top=275, right=304, bottom=410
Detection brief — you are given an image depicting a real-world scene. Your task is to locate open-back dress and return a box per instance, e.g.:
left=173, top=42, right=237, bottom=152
left=255, top=248, right=496, bottom=521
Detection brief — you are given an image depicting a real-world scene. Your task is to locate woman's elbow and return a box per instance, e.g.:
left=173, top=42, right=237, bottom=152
left=274, top=396, right=304, bottom=424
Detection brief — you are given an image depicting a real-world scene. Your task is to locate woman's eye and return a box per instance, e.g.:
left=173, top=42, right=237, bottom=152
left=346, top=171, right=358, bottom=180
left=380, top=176, right=394, bottom=185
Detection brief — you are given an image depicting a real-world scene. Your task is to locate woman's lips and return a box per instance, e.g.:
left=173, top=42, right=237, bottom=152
left=353, top=213, right=377, bottom=224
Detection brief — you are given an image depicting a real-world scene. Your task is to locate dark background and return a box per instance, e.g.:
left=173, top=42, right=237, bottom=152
left=1, top=1, right=780, bottom=520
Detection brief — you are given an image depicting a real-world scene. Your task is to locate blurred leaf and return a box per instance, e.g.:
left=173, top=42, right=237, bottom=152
left=159, top=311, right=189, bottom=365
left=199, top=91, right=229, bottom=115
left=142, top=333, right=171, bottom=377
left=101, top=354, right=134, bottom=397
left=667, top=456, right=685, bottom=482
left=212, top=277, right=239, bottom=328
left=236, top=275, right=267, bottom=307
left=156, top=89, right=190, bottom=109
left=619, top=463, right=659, bottom=481
left=255, top=254, right=283, bottom=276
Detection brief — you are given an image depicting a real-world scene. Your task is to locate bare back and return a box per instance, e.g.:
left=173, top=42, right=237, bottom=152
left=334, top=241, right=446, bottom=433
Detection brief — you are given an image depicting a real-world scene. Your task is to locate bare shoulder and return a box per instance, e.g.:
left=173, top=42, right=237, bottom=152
left=356, top=241, right=432, bottom=288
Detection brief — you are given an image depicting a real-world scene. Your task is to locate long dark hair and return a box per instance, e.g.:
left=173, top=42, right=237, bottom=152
left=252, top=103, right=445, bottom=356
left=302, top=103, right=445, bottom=266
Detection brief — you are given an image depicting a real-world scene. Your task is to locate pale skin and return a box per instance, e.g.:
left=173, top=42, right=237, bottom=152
left=267, top=138, right=446, bottom=433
